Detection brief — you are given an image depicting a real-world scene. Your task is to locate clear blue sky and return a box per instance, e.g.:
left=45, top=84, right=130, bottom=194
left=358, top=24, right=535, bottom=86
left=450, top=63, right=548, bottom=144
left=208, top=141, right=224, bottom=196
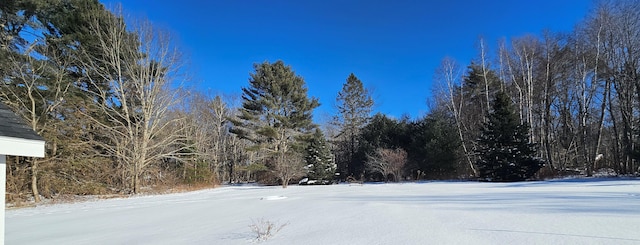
left=100, top=0, right=592, bottom=121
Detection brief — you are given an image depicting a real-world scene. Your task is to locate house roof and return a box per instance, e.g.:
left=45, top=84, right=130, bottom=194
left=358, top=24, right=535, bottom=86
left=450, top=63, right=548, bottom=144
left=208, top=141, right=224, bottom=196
left=0, top=102, right=44, bottom=141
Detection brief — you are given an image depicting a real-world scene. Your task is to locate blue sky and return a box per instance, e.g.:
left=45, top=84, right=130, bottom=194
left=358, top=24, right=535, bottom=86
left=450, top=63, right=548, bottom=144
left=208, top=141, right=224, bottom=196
left=100, top=0, right=592, bottom=121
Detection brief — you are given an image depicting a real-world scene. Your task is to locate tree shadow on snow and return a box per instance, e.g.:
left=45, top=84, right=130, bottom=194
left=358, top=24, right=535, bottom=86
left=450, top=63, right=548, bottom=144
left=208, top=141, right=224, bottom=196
left=338, top=191, right=640, bottom=215
left=501, top=177, right=640, bottom=188
left=468, top=228, right=640, bottom=242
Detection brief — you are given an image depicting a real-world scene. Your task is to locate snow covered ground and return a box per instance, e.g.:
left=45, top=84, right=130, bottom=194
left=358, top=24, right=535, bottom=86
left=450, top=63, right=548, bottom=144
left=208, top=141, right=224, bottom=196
left=6, top=179, right=640, bottom=244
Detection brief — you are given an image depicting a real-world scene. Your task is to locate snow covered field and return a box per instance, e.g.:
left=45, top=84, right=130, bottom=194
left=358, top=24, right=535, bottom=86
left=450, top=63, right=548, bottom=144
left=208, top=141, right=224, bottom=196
left=6, top=179, right=640, bottom=244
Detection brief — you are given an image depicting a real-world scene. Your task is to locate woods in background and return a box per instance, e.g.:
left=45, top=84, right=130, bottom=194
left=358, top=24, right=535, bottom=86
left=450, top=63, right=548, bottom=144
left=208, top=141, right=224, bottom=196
left=433, top=0, right=640, bottom=179
left=1, top=0, right=639, bottom=203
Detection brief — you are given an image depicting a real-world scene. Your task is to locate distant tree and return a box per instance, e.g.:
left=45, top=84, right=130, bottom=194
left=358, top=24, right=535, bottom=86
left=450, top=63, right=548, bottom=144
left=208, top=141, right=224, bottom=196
left=334, top=73, right=374, bottom=179
left=231, top=60, right=319, bottom=188
left=584, top=1, right=640, bottom=175
left=356, top=113, right=403, bottom=179
left=476, top=91, right=543, bottom=181
left=407, top=109, right=462, bottom=179
left=173, top=92, right=233, bottom=185
left=462, top=63, right=501, bottom=127
left=304, top=128, right=336, bottom=181
left=366, top=148, right=407, bottom=182
left=433, top=58, right=477, bottom=177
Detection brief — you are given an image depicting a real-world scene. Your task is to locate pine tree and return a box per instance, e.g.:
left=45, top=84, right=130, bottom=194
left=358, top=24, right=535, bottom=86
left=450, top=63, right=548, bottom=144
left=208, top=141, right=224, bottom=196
left=304, top=128, right=335, bottom=182
left=476, top=91, right=543, bottom=182
left=1, top=0, right=128, bottom=199
left=231, top=60, right=319, bottom=188
left=356, top=113, right=405, bottom=179
left=412, top=109, right=461, bottom=179
left=335, top=73, right=373, bottom=179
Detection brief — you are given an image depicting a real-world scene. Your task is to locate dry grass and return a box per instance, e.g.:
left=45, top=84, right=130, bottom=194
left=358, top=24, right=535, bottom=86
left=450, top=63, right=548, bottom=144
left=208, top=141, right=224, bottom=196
left=249, top=218, right=289, bottom=242
left=150, top=182, right=217, bottom=194
left=6, top=182, right=219, bottom=209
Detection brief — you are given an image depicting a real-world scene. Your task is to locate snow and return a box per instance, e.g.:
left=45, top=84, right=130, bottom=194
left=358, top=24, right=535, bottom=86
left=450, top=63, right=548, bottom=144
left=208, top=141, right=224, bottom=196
left=260, top=196, right=288, bottom=201
left=6, top=179, right=640, bottom=244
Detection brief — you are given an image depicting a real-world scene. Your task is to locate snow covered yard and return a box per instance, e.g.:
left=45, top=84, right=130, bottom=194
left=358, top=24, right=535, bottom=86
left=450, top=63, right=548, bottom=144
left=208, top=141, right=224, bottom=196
left=6, top=179, right=640, bottom=245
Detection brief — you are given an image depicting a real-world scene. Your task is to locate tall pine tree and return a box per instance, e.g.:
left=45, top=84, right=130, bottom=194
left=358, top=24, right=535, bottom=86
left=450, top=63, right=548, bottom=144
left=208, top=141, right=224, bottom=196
left=476, top=91, right=543, bottom=182
left=335, top=73, right=373, bottom=179
left=231, top=60, right=319, bottom=188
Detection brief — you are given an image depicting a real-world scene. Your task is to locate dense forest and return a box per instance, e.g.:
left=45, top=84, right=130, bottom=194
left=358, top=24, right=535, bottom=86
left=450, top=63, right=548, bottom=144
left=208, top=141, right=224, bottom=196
left=1, top=0, right=639, bottom=203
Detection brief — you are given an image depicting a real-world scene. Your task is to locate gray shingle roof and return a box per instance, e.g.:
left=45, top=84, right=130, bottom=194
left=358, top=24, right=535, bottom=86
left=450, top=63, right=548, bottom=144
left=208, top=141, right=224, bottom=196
left=0, top=102, right=44, bottom=141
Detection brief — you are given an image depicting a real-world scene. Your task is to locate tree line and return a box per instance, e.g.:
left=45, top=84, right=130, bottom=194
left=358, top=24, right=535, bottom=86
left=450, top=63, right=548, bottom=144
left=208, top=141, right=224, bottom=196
left=1, top=1, right=638, bottom=203
left=432, top=0, right=640, bottom=179
left=331, top=1, right=640, bottom=182
left=0, top=0, right=226, bottom=201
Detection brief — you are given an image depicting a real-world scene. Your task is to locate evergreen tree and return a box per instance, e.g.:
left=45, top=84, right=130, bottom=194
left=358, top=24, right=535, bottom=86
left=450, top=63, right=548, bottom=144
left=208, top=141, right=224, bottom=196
left=0, top=0, right=127, bottom=200
left=304, top=128, right=336, bottom=181
left=408, top=110, right=461, bottom=179
left=476, top=91, right=543, bottom=182
left=356, top=113, right=404, bottom=179
left=334, top=73, right=373, bottom=179
left=231, top=60, right=319, bottom=188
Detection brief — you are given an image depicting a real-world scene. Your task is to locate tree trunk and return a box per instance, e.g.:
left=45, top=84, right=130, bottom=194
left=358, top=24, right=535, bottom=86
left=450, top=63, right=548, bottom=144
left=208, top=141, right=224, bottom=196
left=542, top=37, right=554, bottom=169
left=480, top=38, right=491, bottom=114
left=133, top=170, right=140, bottom=194
left=31, top=158, right=40, bottom=202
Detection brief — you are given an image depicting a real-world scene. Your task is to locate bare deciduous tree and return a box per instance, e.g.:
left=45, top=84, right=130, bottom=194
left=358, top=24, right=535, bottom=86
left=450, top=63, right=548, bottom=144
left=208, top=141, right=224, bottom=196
left=478, top=37, right=492, bottom=113
left=180, top=93, right=232, bottom=184
left=366, top=148, right=407, bottom=182
left=79, top=11, right=188, bottom=193
left=274, top=151, right=304, bottom=188
left=433, top=57, right=477, bottom=176
left=1, top=42, right=72, bottom=202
